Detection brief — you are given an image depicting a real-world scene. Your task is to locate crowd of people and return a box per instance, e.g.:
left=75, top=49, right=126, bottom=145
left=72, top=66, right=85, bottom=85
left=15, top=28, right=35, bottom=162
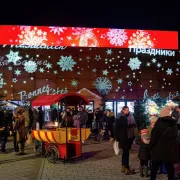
left=115, top=105, right=180, bottom=180
left=0, top=104, right=180, bottom=180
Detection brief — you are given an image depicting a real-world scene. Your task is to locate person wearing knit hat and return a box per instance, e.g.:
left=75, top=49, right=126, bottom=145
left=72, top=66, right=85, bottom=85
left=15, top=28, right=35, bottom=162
left=137, top=128, right=151, bottom=177
left=149, top=106, right=179, bottom=180
left=159, top=106, right=172, bottom=118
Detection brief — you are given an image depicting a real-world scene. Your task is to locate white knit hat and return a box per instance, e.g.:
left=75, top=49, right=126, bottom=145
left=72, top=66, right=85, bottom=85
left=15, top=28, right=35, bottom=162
left=159, top=106, right=171, bottom=117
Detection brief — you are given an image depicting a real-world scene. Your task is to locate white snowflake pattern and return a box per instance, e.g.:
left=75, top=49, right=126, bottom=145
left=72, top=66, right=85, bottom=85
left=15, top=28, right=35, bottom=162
left=117, top=78, right=123, bottom=84
left=0, top=77, right=6, bottom=88
left=6, top=50, right=22, bottom=65
left=18, top=27, right=47, bottom=45
left=106, top=49, right=113, bottom=55
left=24, top=60, right=37, bottom=73
left=39, top=68, right=45, bottom=73
left=71, top=79, right=78, bottom=87
left=166, top=68, right=173, bottom=75
left=128, top=30, right=154, bottom=48
left=72, top=27, right=98, bottom=47
left=45, top=62, right=52, bottom=69
left=14, top=69, right=21, bottom=76
left=57, top=56, right=76, bottom=71
left=128, top=57, right=142, bottom=70
left=49, top=27, right=67, bottom=35
left=93, top=77, right=112, bottom=95
left=106, top=29, right=128, bottom=46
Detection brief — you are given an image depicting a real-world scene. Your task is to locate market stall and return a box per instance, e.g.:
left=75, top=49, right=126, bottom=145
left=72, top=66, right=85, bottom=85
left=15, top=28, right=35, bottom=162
left=31, top=93, right=91, bottom=163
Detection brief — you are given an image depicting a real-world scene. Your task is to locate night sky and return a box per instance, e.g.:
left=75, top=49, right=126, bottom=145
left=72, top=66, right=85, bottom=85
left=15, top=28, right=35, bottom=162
left=0, top=2, right=178, bottom=31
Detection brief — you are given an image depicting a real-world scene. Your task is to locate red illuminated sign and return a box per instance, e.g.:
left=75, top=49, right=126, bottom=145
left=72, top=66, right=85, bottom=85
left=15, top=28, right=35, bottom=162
left=0, top=25, right=178, bottom=49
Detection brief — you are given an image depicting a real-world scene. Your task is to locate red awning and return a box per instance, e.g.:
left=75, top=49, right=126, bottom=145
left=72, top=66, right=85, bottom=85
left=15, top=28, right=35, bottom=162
left=31, top=93, right=90, bottom=107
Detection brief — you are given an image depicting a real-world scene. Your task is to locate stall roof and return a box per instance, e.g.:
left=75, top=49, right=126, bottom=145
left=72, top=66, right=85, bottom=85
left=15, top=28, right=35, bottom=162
left=31, top=93, right=90, bottom=107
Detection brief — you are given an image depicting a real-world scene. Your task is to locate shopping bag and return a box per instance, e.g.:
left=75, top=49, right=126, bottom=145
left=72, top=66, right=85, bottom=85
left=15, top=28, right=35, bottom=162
left=113, top=140, right=120, bottom=155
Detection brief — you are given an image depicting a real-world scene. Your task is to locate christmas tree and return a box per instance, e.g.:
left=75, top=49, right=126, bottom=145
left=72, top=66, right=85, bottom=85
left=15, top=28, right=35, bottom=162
left=133, top=100, right=149, bottom=130
left=153, top=97, right=167, bottom=109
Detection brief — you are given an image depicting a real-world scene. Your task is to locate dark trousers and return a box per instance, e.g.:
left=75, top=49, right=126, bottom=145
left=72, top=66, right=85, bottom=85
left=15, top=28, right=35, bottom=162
left=109, top=128, right=114, bottom=138
left=18, top=140, right=25, bottom=153
left=86, top=121, right=92, bottom=131
left=122, top=148, right=130, bottom=168
left=13, top=132, right=19, bottom=152
left=0, top=136, right=7, bottom=152
left=150, top=161, right=174, bottom=180
left=140, top=159, right=148, bottom=167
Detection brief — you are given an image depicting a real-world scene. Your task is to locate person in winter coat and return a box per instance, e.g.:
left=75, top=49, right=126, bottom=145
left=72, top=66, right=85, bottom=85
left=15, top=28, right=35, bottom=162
left=106, top=110, right=115, bottom=141
left=0, top=111, right=11, bottom=153
left=31, top=108, right=39, bottom=130
left=13, top=110, right=27, bottom=155
left=76, top=106, right=88, bottom=128
left=137, top=129, right=151, bottom=177
left=86, top=110, right=94, bottom=131
left=127, top=112, right=136, bottom=149
left=61, top=107, right=74, bottom=127
left=149, top=106, right=179, bottom=180
left=114, top=106, right=136, bottom=175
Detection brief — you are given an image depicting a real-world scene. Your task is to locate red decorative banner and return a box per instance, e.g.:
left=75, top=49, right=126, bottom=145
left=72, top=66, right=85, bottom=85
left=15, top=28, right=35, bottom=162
left=0, top=25, right=178, bottom=49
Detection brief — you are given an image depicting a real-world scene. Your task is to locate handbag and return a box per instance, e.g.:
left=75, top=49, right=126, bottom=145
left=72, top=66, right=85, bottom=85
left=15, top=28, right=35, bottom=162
left=113, top=140, right=120, bottom=155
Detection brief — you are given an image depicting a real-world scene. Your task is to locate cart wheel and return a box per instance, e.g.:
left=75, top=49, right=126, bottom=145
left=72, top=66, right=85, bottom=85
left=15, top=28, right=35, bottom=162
left=46, top=145, right=59, bottom=164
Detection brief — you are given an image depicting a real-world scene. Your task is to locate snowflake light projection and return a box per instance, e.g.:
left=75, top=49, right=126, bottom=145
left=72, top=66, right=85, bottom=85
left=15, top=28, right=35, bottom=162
left=0, top=77, right=6, bottom=88
left=166, top=68, right=173, bottom=75
left=128, top=30, right=154, bottom=48
left=24, top=60, right=37, bottom=73
left=49, top=27, right=67, bottom=35
left=128, top=57, right=142, bottom=70
left=93, top=77, right=112, bottom=95
left=18, top=26, right=47, bottom=45
left=106, top=29, right=128, bottom=46
left=71, top=79, right=78, bottom=87
left=6, top=50, right=22, bottom=65
left=57, top=56, right=76, bottom=71
left=72, top=27, right=98, bottom=47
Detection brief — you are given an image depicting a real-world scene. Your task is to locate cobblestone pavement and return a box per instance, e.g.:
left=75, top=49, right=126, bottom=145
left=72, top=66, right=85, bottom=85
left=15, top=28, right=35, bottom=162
left=0, top=140, right=43, bottom=180
left=39, top=140, right=167, bottom=180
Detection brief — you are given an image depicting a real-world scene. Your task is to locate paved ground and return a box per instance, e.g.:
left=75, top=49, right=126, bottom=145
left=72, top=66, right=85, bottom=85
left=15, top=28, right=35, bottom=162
left=39, top=140, right=167, bottom=180
left=0, top=140, right=43, bottom=180
left=0, top=139, right=168, bottom=180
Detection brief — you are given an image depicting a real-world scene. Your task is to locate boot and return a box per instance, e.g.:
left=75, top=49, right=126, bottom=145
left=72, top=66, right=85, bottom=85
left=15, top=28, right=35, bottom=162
left=139, top=166, right=144, bottom=177
left=144, top=166, right=149, bottom=177
left=125, top=168, right=135, bottom=175
left=121, top=166, right=125, bottom=173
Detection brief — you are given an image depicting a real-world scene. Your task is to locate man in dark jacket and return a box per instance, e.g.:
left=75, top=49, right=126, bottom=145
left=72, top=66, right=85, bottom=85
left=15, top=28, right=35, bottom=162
left=149, top=107, right=179, bottom=180
left=77, top=106, right=88, bottom=128
left=114, top=106, right=135, bottom=175
left=0, top=111, right=11, bottom=153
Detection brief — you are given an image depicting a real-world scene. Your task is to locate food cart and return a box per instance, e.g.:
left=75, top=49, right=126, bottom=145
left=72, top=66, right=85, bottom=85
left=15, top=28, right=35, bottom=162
left=31, top=93, right=91, bottom=163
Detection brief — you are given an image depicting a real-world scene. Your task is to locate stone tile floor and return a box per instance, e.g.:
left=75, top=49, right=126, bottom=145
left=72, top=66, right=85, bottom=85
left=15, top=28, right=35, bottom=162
left=0, top=138, right=171, bottom=180
left=39, top=140, right=168, bottom=180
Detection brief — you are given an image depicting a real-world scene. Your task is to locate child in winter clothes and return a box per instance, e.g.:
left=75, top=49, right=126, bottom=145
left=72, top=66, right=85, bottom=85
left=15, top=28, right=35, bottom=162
left=138, top=129, right=151, bottom=177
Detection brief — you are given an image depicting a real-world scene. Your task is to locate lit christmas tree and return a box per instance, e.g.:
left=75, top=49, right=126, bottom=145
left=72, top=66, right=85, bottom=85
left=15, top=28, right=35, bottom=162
left=133, top=100, right=150, bottom=130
